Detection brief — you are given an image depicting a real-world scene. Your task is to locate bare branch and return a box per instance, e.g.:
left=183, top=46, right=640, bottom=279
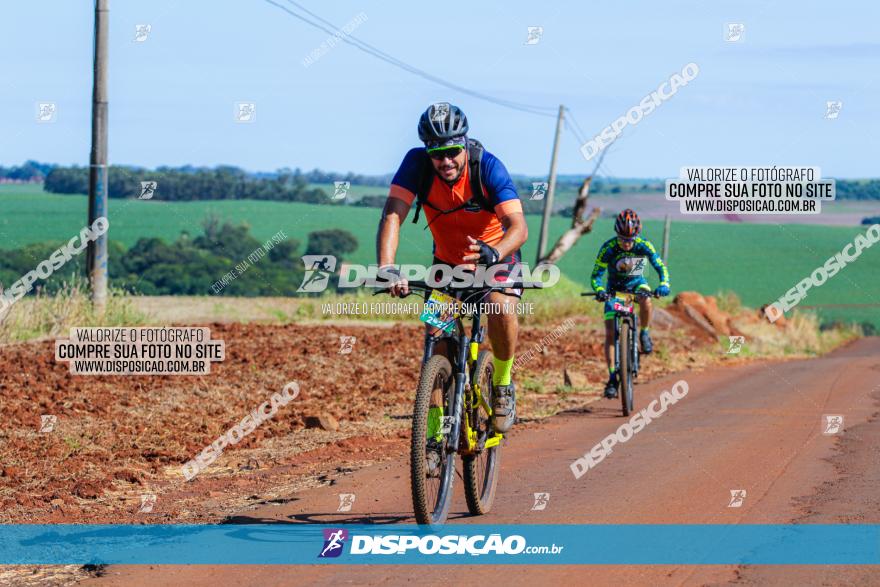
left=535, top=139, right=614, bottom=266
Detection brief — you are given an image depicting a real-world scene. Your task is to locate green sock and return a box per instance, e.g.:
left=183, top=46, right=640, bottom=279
left=427, top=406, right=443, bottom=441
left=492, top=356, right=514, bottom=386
left=641, top=327, right=649, bottom=333
left=608, top=366, right=616, bottom=375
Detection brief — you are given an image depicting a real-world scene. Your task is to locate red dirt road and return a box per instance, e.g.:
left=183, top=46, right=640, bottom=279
left=89, top=337, right=880, bottom=586
left=0, top=315, right=712, bottom=525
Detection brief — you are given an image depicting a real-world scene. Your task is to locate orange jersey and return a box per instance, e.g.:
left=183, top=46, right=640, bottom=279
left=389, top=147, right=523, bottom=265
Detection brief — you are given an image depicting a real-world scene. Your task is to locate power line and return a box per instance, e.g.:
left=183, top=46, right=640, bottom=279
left=262, top=0, right=558, bottom=118
left=564, top=107, right=590, bottom=145
left=264, top=1, right=610, bottom=173
left=563, top=118, right=586, bottom=147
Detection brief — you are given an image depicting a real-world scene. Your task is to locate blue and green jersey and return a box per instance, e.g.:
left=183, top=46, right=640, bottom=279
left=590, top=236, right=670, bottom=292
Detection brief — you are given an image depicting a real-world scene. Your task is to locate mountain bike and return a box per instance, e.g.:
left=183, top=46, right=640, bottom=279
left=582, top=289, right=659, bottom=416
left=375, top=279, right=538, bottom=525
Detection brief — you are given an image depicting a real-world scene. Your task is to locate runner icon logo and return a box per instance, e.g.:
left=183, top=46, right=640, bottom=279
left=824, top=101, right=842, bottom=120
left=530, top=182, right=547, bottom=200
left=822, top=414, right=844, bottom=435
left=525, top=26, right=543, bottom=45
left=531, top=492, right=550, bottom=511
left=430, top=102, right=450, bottom=122
left=298, top=255, right=337, bottom=293
left=235, top=102, right=256, bottom=123
left=616, top=257, right=646, bottom=276
left=319, top=529, right=348, bottom=558
left=727, top=336, right=745, bottom=354
left=37, top=102, right=57, bottom=123
left=725, top=23, right=745, bottom=42
left=134, top=24, right=151, bottom=42
left=339, top=335, right=357, bottom=355
left=337, top=493, right=356, bottom=512
left=333, top=181, right=350, bottom=200
left=139, top=181, right=157, bottom=200
left=39, top=415, right=57, bottom=433
left=139, top=494, right=157, bottom=513
left=728, top=489, right=747, bottom=508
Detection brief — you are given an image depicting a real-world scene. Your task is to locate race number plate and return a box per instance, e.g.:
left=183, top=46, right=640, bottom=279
left=613, top=301, right=634, bottom=313
left=420, top=290, right=460, bottom=333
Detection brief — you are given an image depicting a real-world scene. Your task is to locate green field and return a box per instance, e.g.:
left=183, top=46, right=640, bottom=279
left=2, top=184, right=878, bottom=328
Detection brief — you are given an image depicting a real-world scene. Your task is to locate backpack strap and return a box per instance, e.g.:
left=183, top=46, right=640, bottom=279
left=411, top=154, right=436, bottom=224
left=466, top=139, right=493, bottom=212
left=411, top=138, right=493, bottom=225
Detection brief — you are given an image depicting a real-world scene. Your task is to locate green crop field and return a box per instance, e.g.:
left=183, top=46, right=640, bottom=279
left=309, top=182, right=387, bottom=201
left=2, top=184, right=878, bottom=328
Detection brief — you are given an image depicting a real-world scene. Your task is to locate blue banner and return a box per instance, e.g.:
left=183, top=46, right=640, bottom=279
left=0, top=524, right=878, bottom=565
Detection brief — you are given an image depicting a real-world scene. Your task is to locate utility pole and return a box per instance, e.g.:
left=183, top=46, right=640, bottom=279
left=88, top=0, right=109, bottom=313
left=536, top=104, right=564, bottom=265
left=662, top=214, right=671, bottom=261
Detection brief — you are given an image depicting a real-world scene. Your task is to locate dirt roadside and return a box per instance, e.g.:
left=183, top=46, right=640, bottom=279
left=0, top=300, right=743, bottom=527
left=0, top=296, right=864, bottom=586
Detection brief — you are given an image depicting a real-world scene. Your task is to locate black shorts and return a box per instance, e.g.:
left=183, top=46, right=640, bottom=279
left=432, top=250, right=523, bottom=299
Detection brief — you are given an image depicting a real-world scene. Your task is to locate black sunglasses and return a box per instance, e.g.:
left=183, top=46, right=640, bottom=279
left=427, top=146, right=464, bottom=160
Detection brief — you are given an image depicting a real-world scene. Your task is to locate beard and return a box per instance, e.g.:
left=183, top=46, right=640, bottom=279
left=434, top=159, right=465, bottom=184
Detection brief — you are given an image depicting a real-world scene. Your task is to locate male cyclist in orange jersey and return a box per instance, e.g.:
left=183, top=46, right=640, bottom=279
left=591, top=209, right=670, bottom=398
left=376, top=103, right=528, bottom=440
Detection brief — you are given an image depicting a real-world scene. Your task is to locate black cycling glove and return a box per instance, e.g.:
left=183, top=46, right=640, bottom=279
left=476, top=240, right=501, bottom=266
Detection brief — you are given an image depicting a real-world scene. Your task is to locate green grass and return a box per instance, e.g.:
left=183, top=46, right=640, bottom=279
left=2, top=184, right=878, bottom=328
left=0, top=279, right=148, bottom=344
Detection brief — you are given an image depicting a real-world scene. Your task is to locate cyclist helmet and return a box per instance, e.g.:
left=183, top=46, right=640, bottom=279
left=615, top=209, right=641, bottom=238
left=418, top=102, right=468, bottom=144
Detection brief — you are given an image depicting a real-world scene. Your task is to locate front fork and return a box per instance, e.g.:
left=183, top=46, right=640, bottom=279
left=421, top=331, right=436, bottom=366
left=631, top=314, right=640, bottom=376
left=423, top=317, right=489, bottom=455
left=612, top=315, right=642, bottom=376
left=447, top=332, right=470, bottom=455
left=613, top=316, right=621, bottom=376
left=419, top=326, right=470, bottom=453
left=614, top=315, right=640, bottom=378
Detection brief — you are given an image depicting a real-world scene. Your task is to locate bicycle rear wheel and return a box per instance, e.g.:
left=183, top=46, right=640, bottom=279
left=411, top=354, right=456, bottom=525
left=619, top=321, right=635, bottom=416
left=463, top=350, right=502, bottom=515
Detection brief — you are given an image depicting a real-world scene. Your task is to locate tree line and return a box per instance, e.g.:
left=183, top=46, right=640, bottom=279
left=42, top=165, right=331, bottom=203
left=4, top=162, right=880, bottom=201
left=0, top=160, right=55, bottom=181
left=0, top=219, right=359, bottom=298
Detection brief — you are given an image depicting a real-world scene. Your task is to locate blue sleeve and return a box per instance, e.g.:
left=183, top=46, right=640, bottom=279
left=390, top=148, right=426, bottom=194
left=590, top=238, right=616, bottom=291
left=480, top=150, right=519, bottom=205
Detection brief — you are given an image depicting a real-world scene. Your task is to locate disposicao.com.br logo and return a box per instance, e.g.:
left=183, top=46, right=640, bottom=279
left=318, top=531, right=563, bottom=557
left=318, top=528, right=348, bottom=558
left=297, top=255, right=560, bottom=293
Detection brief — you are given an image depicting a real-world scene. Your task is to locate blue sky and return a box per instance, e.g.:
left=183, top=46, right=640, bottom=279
left=1, top=0, right=877, bottom=178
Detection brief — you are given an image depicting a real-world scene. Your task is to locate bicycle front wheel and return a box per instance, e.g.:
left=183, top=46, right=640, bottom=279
left=619, top=321, right=635, bottom=416
left=411, top=354, right=456, bottom=525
